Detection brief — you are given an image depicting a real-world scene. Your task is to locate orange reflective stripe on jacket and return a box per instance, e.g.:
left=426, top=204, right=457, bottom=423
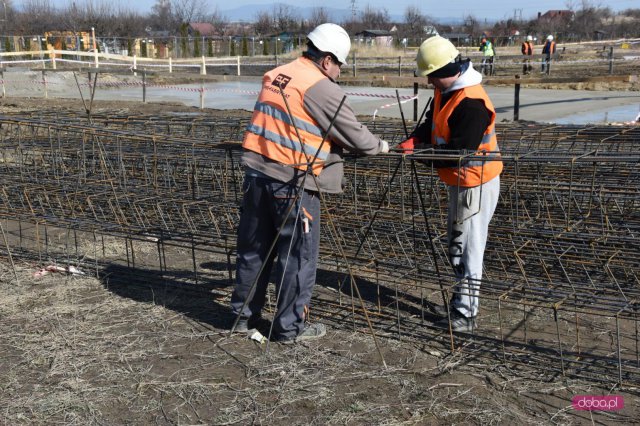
left=431, top=85, right=503, bottom=187
left=243, top=57, right=331, bottom=176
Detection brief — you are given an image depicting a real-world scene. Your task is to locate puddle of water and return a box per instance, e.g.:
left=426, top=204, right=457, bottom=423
left=557, top=104, right=640, bottom=124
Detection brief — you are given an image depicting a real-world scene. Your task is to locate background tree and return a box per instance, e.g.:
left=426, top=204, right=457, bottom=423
left=462, top=14, right=479, bottom=38
left=254, top=11, right=274, bottom=37
left=151, top=0, right=174, bottom=30
left=179, top=22, right=189, bottom=57
left=193, top=31, right=201, bottom=56
left=173, top=0, right=206, bottom=25
left=0, top=0, right=17, bottom=34
left=566, top=0, right=611, bottom=40
left=360, top=5, right=390, bottom=29
left=242, top=36, right=248, bottom=56
left=308, top=7, right=330, bottom=30
left=206, top=7, right=227, bottom=34
left=401, top=6, right=433, bottom=46
left=273, top=4, right=299, bottom=33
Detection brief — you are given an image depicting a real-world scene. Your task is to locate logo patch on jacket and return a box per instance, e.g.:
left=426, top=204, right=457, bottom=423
left=272, top=74, right=292, bottom=89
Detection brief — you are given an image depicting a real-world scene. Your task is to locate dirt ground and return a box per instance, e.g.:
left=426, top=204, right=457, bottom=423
left=1, top=98, right=640, bottom=424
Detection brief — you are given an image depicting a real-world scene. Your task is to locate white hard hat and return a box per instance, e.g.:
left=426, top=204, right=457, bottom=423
left=415, top=36, right=460, bottom=77
left=307, top=23, right=351, bottom=65
left=547, top=35, right=554, bottom=41
left=526, top=35, right=533, bottom=41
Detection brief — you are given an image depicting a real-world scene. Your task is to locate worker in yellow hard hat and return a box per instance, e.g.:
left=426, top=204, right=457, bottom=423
left=397, top=36, right=502, bottom=333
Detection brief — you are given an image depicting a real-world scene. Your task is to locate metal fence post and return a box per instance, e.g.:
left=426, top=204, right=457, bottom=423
left=413, top=82, right=418, bottom=122
left=398, top=56, right=401, bottom=76
left=42, top=70, right=48, bottom=99
left=142, top=71, right=146, bottom=103
left=609, top=46, right=614, bottom=75
left=237, top=55, right=241, bottom=76
left=514, top=75, right=521, bottom=121
left=352, top=51, right=357, bottom=77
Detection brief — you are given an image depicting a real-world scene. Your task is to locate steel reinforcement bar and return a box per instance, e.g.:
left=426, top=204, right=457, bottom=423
left=1, top=114, right=639, bottom=387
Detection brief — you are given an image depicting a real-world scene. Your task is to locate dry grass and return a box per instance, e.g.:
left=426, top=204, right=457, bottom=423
left=1, top=258, right=639, bottom=424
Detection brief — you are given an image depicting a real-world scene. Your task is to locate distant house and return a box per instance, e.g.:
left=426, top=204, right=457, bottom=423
left=423, top=25, right=439, bottom=37
left=441, top=33, right=471, bottom=45
left=354, top=30, right=394, bottom=47
left=538, top=10, right=575, bottom=21
left=593, top=30, right=608, bottom=41
left=263, top=31, right=306, bottom=53
left=188, top=23, right=217, bottom=37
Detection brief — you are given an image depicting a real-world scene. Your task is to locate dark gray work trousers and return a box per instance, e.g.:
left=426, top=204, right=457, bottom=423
left=230, top=174, right=320, bottom=340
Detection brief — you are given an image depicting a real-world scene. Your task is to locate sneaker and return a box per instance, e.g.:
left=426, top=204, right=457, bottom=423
left=431, top=303, right=450, bottom=318
left=435, top=310, right=476, bottom=333
left=278, top=323, right=327, bottom=344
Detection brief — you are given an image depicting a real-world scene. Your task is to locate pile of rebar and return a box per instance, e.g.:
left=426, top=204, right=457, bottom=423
left=1, top=111, right=639, bottom=387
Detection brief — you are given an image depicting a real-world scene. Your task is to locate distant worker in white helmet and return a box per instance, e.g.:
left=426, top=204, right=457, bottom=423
left=397, top=36, right=502, bottom=333
left=541, top=34, right=556, bottom=74
left=230, top=23, right=389, bottom=343
left=521, top=35, right=534, bottom=75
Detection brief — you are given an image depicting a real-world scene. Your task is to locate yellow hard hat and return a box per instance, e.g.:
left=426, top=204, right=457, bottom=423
left=416, top=36, right=460, bottom=77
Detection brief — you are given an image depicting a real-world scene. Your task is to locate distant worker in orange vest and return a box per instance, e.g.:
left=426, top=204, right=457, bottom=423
left=541, top=34, right=556, bottom=74
left=230, top=23, right=389, bottom=343
left=521, top=35, right=534, bottom=75
left=397, top=36, right=502, bottom=333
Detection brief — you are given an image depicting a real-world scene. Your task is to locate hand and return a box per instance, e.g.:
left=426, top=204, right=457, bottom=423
left=379, top=139, right=389, bottom=153
left=396, top=136, right=418, bottom=154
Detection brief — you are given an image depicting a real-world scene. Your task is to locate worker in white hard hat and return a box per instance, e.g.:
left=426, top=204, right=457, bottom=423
left=230, top=23, right=389, bottom=343
left=541, top=35, right=556, bottom=74
left=521, top=35, right=534, bottom=75
left=397, top=36, right=502, bottom=333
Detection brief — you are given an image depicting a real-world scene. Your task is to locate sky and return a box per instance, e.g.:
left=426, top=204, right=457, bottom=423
left=40, top=0, right=640, bottom=21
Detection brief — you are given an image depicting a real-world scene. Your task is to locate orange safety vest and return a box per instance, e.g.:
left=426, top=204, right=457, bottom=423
left=243, top=57, right=331, bottom=176
left=522, top=41, right=533, bottom=55
left=431, top=85, right=503, bottom=187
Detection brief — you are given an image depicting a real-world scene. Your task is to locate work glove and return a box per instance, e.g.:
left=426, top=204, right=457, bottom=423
left=379, top=139, right=389, bottom=153
left=396, top=136, right=419, bottom=154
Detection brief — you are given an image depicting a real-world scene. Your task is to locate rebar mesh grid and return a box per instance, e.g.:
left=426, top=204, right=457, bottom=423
left=1, top=114, right=639, bottom=387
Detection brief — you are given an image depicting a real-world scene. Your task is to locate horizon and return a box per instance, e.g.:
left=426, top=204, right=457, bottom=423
left=38, top=1, right=640, bottom=22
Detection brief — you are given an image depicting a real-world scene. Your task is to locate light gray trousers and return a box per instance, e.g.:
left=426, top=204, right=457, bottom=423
left=447, top=175, right=500, bottom=318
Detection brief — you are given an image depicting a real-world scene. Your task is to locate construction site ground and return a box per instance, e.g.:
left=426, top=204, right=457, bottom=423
left=1, top=98, right=639, bottom=424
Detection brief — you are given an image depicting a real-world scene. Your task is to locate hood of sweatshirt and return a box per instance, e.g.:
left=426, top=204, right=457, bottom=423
left=443, top=62, right=483, bottom=94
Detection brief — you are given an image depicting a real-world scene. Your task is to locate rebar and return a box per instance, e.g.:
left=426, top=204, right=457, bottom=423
left=1, top=112, right=639, bottom=387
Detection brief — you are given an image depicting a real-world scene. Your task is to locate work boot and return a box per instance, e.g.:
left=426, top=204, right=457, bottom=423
left=231, top=314, right=267, bottom=333
left=435, top=309, right=476, bottom=333
left=277, top=322, right=327, bottom=344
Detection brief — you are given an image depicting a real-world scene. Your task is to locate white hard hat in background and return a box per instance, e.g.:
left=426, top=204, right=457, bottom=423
left=415, top=36, right=459, bottom=77
left=307, top=23, right=351, bottom=65
left=547, top=35, right=554, bottom=41
left=526, top=35, right=533, bottom=41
